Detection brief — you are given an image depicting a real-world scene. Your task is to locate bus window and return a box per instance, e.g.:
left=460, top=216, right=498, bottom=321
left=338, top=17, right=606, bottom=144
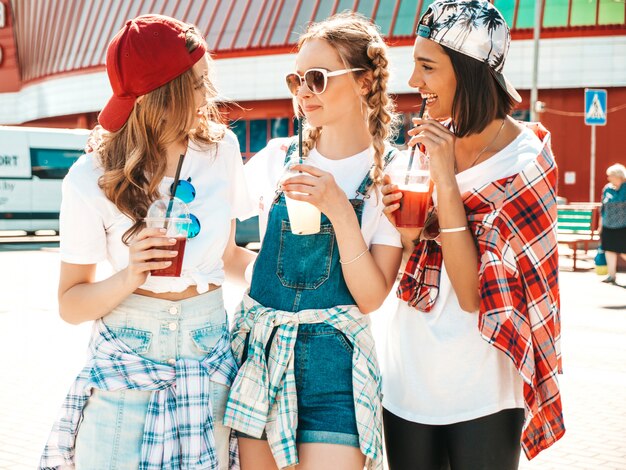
left=30, top=148, right=82, bottom=179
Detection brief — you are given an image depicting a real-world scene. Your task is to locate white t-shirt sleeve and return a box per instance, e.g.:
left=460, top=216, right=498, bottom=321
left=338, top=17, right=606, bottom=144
left=242, top=149, right=265, bottom=217
left=369, top=150, right=404, bottom=248
left=370, top=209, right=402, bottom=247
left=223, top=130, right=256, bottom=221
left=59, top=163, right=108, bottom=264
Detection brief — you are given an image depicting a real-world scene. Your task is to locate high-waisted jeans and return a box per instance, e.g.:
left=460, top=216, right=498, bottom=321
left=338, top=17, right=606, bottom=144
left=74, top=289, right=231, bottom=469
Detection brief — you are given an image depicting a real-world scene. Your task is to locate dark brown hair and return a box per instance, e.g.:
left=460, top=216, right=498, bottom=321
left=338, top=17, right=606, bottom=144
left=443, top=46, right=515, bottom=138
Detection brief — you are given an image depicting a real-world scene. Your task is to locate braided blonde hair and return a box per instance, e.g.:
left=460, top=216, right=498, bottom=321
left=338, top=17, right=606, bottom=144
left=296, top=12, right=398, bottom=187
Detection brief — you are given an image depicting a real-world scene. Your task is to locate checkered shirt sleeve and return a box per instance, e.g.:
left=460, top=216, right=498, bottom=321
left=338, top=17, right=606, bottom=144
left=39, top=319, right=238, bottom=469
left=224, top=294, right=384, bottom=470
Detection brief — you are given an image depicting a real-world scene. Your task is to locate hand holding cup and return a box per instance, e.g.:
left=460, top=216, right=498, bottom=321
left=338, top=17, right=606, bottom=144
left=142, top=196, right=192, bottom=277
left=125, top=227, right=180, bottom=286
left=281, top=164, right=350, bottom=234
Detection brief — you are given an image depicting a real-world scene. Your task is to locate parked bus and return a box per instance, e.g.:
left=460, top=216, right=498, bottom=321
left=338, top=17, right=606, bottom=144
left=0, top=126, right=90, bottom=233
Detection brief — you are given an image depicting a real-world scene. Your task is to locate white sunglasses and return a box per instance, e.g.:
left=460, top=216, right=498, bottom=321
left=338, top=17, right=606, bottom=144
left=285, top=67, right=365, bottom=95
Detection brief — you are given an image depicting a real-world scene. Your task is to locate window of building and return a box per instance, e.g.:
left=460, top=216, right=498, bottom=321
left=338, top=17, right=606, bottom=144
left=375, top=0, right=396, bottom=35
left=357, top=0, right=377, bottom=18
left=271, top=118, right=290, bottom=139
left=393, top=0, right=419, bottom=36
left=205, top=1, right=231, bottom=49
left=218, top=0, right=247, bottom=49
left=599, top=0, right=625, bottom=25
left=336, top=0, right=355, bottom=15
left=315, top=0, right=335, bottom=22
left=230, top=119, right=247, bottom=154
left=270, top=0, right=299, bottom=45
left=250, top=120, right=268, bottom=153
left=570, top=0, right=597, bottom=26
left=494, top=0, right=516, bottom=26
left=230, top=117, right=296, bottom=160
left=516, top=0, right=536, bottom=28
left=234, top=0, right=265, bottom=49
left=290, top=1, right=316, bottom=41
left=420, top=0, right=435, bottom=18
left=543, top=0, right=570, bottom=27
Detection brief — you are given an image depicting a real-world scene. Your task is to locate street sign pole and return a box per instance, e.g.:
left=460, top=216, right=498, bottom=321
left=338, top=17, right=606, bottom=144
left=584, top=89, right=607, bottom=202
left=530, top=0, right=542, bottom=122
left=590, top=124, right=596, bottom=202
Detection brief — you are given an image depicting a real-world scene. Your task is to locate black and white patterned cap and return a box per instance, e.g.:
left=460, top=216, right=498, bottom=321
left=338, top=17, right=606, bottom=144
left=417, top=0, right=521, bottom=103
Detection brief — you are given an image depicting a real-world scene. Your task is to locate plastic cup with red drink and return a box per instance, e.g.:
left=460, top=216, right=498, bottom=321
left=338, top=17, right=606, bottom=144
left=144, top=197, right=191, bottom=277
left=387, top=148, right=432, bottom=228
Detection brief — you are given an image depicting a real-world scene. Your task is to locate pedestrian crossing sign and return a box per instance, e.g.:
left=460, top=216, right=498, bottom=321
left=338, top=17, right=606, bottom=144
left=585, top=89, right=607, bottom=126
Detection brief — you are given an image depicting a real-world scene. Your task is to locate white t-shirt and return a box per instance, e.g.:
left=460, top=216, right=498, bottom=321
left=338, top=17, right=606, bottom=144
left=59, top=130, right=255, bottom=293
left=243, top=138, right=402, bottom=249
left=382, top=126, right=542, bottom=425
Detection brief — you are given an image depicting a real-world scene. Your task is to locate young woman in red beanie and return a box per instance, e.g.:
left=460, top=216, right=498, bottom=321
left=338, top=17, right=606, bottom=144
left=40, top=15, right=254, bottom=469
left=380, top=1, right=564, bottom=469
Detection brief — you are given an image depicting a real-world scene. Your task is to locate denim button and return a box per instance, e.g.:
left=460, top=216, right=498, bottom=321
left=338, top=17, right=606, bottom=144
left=168, top=322, right=178, bottom=331
left=167, top=358, right=176, bottom=366
left=168, top=306, right=178, bottom=315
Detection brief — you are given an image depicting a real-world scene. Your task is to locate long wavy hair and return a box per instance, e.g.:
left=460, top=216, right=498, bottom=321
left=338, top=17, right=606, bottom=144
left=296, top=12, right=399, bottom=188
left=96, top=27, right=226, bottom=244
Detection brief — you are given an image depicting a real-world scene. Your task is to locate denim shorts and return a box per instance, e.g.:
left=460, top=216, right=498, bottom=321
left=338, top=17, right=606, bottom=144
left=239, top=322, right=359, bottom=448
left=74, top=289, right=231, bottom=469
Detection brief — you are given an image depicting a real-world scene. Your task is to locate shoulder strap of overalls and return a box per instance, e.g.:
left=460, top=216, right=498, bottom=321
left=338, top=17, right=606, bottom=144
left=355, top=147, right=399, bottom=198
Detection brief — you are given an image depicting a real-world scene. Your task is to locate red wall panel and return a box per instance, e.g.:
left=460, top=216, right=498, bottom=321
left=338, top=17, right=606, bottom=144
left=535, top=88, right=626, bottom=203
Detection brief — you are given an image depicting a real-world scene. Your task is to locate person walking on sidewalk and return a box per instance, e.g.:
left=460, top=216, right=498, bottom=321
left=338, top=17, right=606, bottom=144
left=40, top=15, right=254, bottom=469
left=600, top=163, right=626, bottom=284
left=223, top=12, right=403, bottom=470
left=380, top=1, right=564, bottom=469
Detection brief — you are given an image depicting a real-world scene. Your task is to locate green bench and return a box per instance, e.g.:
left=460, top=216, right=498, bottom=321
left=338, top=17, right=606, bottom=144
left=557, top=204, right=601, bottom=271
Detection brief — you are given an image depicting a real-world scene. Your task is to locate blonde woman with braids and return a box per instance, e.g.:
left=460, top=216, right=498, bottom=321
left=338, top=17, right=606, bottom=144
left=223, top=12, right=403, bottom=470
left=40, top=15, right=254, bottom=469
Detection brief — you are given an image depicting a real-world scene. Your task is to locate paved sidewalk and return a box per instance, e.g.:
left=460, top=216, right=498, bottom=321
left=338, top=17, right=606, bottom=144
left=0, top=248, right=624, bottom=469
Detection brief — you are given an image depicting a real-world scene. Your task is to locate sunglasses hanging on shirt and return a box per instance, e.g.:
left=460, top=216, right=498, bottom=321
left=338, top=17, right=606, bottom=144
left=169, top=177, right=201, bottom=239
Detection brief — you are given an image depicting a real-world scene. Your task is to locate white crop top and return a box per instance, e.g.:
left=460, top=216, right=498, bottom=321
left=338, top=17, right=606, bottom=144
left=59, top=130, right=255, bottom=293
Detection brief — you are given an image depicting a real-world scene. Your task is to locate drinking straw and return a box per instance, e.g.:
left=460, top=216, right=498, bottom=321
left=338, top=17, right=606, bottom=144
left=298, top=116, right=303, bottom=164
left=404, top=99, right=427, bottom=185
left=165, top=154, right=185, bottom=220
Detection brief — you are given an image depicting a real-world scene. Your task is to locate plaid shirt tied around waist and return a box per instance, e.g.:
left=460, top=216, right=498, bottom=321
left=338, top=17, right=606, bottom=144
left=397, top=123, right=565, bottom=459
left=223, top=293, right=383, bottom=470
left=40, top=319, right=238, bottom=470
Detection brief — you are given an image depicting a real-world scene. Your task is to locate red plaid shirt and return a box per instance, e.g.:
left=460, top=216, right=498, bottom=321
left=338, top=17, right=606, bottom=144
left=397, top=123, right=564, bottom=459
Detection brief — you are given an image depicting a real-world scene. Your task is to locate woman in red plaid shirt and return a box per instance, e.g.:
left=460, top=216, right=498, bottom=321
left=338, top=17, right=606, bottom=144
left=379, top=1, right=564, bottom=469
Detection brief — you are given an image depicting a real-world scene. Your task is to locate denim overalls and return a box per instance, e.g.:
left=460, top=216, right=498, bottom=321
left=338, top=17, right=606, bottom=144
left=245, top=141, right=395, bottom=445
